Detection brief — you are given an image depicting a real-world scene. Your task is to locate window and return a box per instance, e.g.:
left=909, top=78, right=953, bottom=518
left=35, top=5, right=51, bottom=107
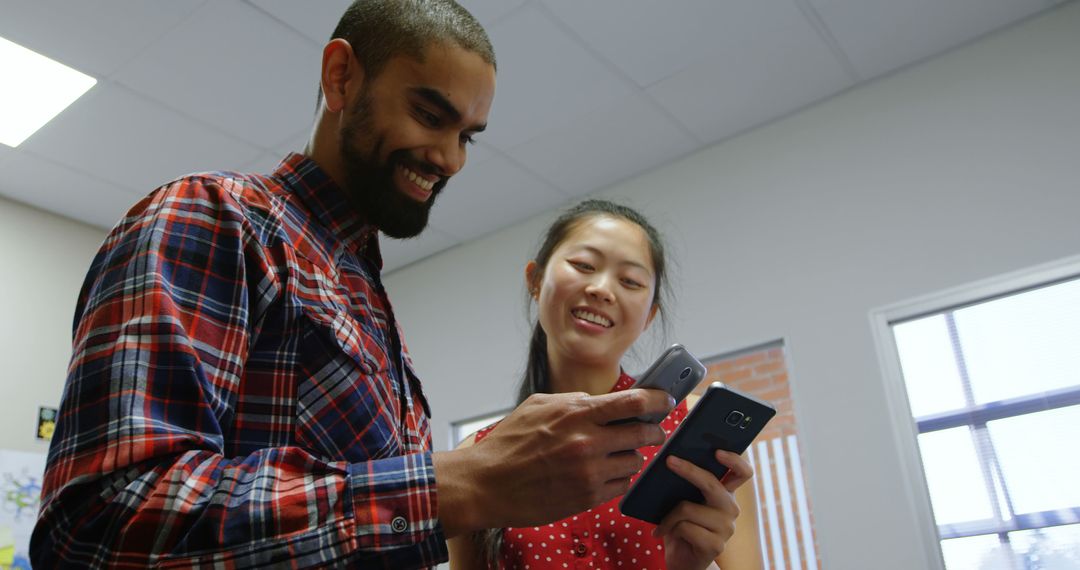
left=873, top=257, right=1080, bottom=569
left=697, top=341, right=820, bottom=570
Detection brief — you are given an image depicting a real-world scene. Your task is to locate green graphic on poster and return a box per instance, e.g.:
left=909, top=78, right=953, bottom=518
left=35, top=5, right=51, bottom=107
left=0, top=450, right=45, bottom=569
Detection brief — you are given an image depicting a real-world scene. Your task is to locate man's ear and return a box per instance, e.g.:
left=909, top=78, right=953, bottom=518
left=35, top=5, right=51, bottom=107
left=320, top=38, right=363, bottom=114
left=524, top=261, right=540, bottom=299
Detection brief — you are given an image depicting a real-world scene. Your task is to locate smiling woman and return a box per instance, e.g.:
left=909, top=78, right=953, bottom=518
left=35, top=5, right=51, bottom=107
left=447, top=199, right=766, bottom=570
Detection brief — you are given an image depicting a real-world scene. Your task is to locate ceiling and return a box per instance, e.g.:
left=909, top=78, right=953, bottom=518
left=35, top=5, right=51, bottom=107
left=0, top=0, right=1064, bottom=272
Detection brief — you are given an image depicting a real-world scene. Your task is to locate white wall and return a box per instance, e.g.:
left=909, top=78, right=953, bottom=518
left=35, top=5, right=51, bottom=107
left=387, top=4, right=1080, bottom=569
left=0, top=196, right=106, bottom=453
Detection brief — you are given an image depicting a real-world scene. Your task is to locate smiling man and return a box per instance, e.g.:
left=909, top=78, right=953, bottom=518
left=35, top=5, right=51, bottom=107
left=31, top=1, right=674, bottom=569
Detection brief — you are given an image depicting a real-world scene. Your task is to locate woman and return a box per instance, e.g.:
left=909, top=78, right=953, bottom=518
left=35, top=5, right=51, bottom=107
left=448, top=200, right=764, bottom=569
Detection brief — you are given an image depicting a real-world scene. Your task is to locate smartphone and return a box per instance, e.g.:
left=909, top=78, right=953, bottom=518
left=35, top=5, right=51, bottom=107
left=619, top=382, right=776, bottom=524
left=626, top=344, right=706, bottom=423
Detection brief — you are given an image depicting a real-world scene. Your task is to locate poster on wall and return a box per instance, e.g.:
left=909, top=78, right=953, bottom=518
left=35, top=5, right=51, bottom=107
left=0, top=449, right=46, bottom=569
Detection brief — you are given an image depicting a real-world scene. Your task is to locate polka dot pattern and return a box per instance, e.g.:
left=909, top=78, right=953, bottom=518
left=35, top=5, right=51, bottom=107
left=474, top=373, right=689, bottom=569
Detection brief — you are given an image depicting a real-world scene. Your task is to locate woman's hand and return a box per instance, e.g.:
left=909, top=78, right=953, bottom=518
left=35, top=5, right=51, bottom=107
left=652, top=450, right=754, bottom=570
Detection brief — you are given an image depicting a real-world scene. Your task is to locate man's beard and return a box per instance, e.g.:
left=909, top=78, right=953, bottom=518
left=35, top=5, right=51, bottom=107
left=338, top=91, right=445, bottom=239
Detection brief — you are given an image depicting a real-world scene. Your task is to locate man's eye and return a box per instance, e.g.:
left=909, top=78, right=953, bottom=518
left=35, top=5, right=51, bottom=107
left=417, top=108, right=439, bottom=125
left=461, top=133, right=476, bottom=145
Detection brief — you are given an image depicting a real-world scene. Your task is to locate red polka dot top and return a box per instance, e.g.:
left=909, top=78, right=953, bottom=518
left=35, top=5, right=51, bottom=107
left=473, top=373, right=690, bottom=570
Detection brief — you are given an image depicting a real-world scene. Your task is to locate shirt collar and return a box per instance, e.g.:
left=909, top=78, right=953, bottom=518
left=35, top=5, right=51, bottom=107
left=273, top=153, right=382, bottom=268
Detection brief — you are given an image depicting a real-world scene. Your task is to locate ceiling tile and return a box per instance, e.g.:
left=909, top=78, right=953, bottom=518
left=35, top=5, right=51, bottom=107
left=646, top=6, right=853, bottom=145
left=542, top=0, right=817, bottom=88
left=809, top=0, right=1048, bottom=79
left=458, top=0, right=530, bottom=26
left=113, top=1, right=321, bottom=148
left=0, top=0, right=204, bottom=78
left=247, top=0, right=352, bottom=45
left=428, top=154, right=567, bottom=241
left=379, top=226, right=459, bottom=273
left=507, top=92, right=699, bottom=196
left=0, top=152, right=141, bottom=229
left=480, top=4, right=636, bottom=149
left=19, top=82, right=263, bottom=193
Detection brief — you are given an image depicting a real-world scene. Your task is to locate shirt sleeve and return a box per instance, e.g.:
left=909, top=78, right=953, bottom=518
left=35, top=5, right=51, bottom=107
left=30, top=178, right=445, bottom=569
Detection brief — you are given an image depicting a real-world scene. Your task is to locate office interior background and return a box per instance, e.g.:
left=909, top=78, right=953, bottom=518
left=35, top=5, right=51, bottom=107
left=1, top=1, right=1078, bottom=568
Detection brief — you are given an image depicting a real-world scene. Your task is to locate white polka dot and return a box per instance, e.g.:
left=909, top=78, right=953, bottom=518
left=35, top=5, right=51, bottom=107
left=549, top=534, right=555, bottom=540
left=546, top=557, right=551, bottom=562
left=645, top=550, right=651, bottom=555
left=636, top=530, right=642, bottom=536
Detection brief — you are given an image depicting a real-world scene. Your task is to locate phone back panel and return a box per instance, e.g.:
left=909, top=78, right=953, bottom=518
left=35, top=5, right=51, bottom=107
left=619, top=383, right=776, bottom=524
left=631, top=345, right=706, bottom=423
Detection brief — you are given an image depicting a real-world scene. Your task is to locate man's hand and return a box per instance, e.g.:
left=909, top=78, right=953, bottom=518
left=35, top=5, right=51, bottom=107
left=433, top=389, right=673, bottom=537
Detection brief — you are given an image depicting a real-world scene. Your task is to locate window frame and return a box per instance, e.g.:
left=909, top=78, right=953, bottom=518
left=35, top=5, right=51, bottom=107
left=869, top=253, right=1080, bottom=570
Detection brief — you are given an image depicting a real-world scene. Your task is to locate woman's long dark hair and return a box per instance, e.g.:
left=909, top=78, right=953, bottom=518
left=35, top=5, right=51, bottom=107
left=477, top=199, right=671, bottom=568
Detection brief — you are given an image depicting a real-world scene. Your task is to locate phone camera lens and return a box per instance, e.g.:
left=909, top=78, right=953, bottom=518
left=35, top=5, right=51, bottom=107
left=725, top=411, right=744, bottom=426
left=679, top=367, right=692, bottom=380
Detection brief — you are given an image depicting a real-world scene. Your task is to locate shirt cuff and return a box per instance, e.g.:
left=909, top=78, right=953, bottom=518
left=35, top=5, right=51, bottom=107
left=348, top=451, right=448, bottom=565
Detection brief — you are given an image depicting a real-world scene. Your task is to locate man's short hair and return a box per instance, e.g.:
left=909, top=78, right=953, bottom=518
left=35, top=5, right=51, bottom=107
left=318, top=0, right=495, bottom=107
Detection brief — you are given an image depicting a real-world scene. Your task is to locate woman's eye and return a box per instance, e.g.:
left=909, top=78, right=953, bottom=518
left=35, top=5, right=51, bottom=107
left=622, top=278, right=644, bottom=289
left=460, top=133, right=476, bottom=145
left=570, top=260, right=594, bottom=271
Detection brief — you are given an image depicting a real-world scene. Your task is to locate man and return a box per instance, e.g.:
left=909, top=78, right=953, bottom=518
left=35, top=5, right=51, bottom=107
left=31, top=1, right=716, bottom=568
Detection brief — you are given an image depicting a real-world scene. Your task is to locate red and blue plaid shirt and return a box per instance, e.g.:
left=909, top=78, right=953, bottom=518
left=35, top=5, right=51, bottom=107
left=32, top=153, right=447, bottom=569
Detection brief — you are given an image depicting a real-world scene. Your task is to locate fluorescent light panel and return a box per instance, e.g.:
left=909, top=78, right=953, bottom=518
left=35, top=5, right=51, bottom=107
left=0, top=36, right=97, bottom=147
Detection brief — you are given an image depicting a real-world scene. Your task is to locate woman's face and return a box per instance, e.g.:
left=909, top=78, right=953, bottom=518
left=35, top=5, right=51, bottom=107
left=531, top=215, right=658, bottom=368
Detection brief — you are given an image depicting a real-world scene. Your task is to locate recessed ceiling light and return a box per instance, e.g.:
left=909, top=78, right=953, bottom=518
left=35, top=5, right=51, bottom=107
left=0, top=36, right=96, bottom=148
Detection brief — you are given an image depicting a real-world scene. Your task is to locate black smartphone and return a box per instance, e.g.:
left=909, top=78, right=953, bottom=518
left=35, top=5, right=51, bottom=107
left=625, top=344, right=706, bottom=423
left=619, top=382, right=776, bottom=524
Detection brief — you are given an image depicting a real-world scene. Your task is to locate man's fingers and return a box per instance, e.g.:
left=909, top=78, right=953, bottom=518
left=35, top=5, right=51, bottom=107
left=587, top=388, right=674, bottom=425
left=594, top=421, right=667, bottom=454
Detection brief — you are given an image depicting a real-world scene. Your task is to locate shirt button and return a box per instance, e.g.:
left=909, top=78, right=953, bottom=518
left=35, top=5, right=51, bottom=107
left=391, top=516, right=408, bottom=533
left=574, top=543, right=588, bottom=557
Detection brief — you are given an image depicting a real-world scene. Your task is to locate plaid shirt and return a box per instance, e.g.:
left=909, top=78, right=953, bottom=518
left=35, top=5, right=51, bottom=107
left=32, top=154, right=447, bottom=569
